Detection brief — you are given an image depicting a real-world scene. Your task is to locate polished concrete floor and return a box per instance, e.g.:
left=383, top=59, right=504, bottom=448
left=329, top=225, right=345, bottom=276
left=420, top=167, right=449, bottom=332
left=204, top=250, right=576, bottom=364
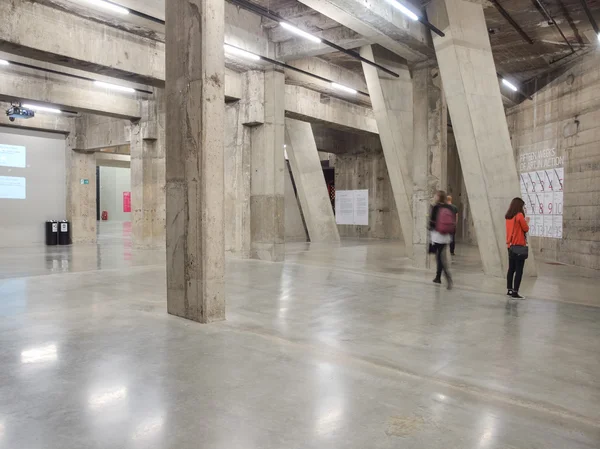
left=0, top=222, right=599, bottom=448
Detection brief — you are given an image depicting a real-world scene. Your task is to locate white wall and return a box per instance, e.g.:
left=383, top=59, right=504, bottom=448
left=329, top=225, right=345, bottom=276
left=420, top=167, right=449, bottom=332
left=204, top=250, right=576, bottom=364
left=0, top=126, right=66, bottom=246
left=284, top=164, right=307, bottom=242
left=99, top=166, right=131, bottom=222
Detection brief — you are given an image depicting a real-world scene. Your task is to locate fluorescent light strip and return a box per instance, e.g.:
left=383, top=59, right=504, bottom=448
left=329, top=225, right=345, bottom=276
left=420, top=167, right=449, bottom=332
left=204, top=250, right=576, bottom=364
left=502, top=78, right=518, bottom=92
left=384, top=0, right=419, bottom=21
left=84, top=0, right=129, bottom=15
left=94, top=81, right=136, bottom=93
left=280, top=22, right=322, bottom=44
left=23, top=104, right=62, bottom=114
left=224, top=44, right=261, bottom=61
left=597, top=32, right=600, bottom=42
left=331, top=82, right=357, bottom=95
left=0, top=60, right=9, bottom=66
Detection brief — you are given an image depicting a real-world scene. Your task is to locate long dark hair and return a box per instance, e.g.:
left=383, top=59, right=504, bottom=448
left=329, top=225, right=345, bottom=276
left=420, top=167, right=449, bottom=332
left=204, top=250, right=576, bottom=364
left=505, top=197, right=525, bottom=219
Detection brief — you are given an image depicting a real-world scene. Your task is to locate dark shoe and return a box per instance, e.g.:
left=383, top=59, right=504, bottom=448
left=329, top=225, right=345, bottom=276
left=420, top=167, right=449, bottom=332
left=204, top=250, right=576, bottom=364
left=451, top=252, right=455, bottom=256
left=433, top=278, right=442, bottom=284
left=507, top=289, right=513, bottom=296
left=511, top=291, right=525, bottom=299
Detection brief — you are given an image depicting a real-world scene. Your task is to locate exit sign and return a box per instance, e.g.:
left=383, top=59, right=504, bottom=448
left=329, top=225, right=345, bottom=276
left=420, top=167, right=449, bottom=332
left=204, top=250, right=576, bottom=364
left=80, top=178, right=89, bottom=185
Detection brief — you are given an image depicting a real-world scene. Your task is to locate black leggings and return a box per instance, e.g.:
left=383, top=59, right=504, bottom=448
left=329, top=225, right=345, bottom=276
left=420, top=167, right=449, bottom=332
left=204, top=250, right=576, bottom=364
left=507, top=253, right=526, bottom=292
left=434, top=243, right=451, bottom=280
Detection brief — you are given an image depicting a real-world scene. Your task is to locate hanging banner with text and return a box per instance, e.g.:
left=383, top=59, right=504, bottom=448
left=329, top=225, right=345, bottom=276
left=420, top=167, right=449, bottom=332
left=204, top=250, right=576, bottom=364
left=335, top=189, right=369, bottom=226
left=518, top=148, right=564, bottom=239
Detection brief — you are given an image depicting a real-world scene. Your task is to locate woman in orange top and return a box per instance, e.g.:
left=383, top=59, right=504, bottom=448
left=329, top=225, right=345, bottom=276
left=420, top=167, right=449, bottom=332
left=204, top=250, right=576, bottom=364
left=505, top=197, right=530, bottom=299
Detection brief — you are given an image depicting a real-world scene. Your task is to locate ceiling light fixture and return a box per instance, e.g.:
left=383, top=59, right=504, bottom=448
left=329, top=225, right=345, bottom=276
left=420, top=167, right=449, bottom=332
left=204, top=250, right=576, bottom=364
left=224, top=44, right=261, bottom=61
left=23, top=104, right=62, bottom=114
left=0, top=60, right=9, bottom=66
left=84, top=0, right=129, bottom=15
left=94, top=81, right=136, bottom=93
left=384, top=0, right=420, bottom=21
left=280, top=22, right=322, bottom=44
left=331, top=82, right=357, bottom=95
left=597, top=32, right=600, bottom=42
left=502, top=79, right=518, bottom=92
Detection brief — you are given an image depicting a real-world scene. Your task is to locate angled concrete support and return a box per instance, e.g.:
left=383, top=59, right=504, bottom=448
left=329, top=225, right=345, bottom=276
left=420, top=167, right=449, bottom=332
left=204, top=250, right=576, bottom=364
left=165, top=0, right=226, bottom=323
left=360, top=45, right=414, bottom=257
left=131, top=91, right=166, bottom=249
left=285, top=118, right=339, bottom=243
left=427, top=0, right=536, bottom=277
left=250, top=69, right=286, bottom=261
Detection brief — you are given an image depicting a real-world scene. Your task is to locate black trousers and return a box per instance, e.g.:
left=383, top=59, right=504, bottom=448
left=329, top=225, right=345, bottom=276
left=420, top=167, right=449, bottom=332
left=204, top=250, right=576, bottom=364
left=507, top=252, right=526, bottom=292
left=449, top=232, right=456, bottom=254
left=434, top=243, right=451, bottom=280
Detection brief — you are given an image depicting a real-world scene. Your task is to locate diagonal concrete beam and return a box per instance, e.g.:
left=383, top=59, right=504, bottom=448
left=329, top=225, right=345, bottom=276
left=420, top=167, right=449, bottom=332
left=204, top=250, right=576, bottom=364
left=360, top=45, right=414, bottom=257
left=295, top=0, right=433, bottom=62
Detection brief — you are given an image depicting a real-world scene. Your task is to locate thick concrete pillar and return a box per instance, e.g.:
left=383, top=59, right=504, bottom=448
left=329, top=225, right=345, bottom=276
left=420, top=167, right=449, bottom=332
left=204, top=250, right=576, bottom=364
left=130, top=91, right=166, bottom=249
left=285, top=118, right=340, bottom=243
left=360, top=45, right=414, bottom=257
left=412, top=67, right=447, bottom=268
left=427, top=0, right=535, bottom=276
left=250, top=69, right=285, bottom=261
left=165, top=0, right=225, bottom=322
left=66, top=130, right=97, bottom=244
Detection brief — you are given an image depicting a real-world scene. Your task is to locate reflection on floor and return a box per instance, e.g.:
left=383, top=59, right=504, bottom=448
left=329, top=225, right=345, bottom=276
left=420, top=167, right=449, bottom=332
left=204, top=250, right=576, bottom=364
left=0, top=222, right=599, bottom=448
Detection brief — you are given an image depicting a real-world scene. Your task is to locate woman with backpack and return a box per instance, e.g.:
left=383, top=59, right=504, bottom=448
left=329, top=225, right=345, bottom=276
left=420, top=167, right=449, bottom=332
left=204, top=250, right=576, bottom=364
left=505, top=197, right=530, bottom=299
left=429, top=190, right=455, bottom=289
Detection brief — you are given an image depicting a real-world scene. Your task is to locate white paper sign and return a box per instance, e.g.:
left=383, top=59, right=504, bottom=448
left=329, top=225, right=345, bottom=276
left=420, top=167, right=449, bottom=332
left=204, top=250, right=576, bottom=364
left=335, top=190, right=369, bottom=226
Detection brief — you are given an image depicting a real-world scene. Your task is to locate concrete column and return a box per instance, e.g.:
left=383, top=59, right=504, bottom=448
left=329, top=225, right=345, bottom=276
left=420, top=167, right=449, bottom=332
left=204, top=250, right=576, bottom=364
left=66, top=129, right=96, bottom=244
left=250, top=69, right=285, bottom=261
left=165, top=0, right=225, bottom=323
left=130, top=91, right=166, bottom=249
left=427, top=0, right=535, bottom=277
left=360, top=45, right=414, bottom=257
left=285, top=118, right=340, bottom=243
left=412, top=66, right=447, bottom=268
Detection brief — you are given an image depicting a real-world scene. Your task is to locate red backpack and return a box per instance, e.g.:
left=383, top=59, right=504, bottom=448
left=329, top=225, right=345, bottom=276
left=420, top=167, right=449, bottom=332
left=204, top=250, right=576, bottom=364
left=435, top=207, right=456, bottom=234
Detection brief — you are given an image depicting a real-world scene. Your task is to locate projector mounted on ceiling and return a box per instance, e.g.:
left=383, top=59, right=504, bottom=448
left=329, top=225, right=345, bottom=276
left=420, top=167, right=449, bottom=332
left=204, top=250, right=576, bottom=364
left=6, top=102, right=35, bottom=122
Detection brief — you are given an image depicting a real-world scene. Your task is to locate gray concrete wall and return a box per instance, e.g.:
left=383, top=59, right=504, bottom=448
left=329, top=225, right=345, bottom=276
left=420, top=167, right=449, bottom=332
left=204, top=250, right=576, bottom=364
left=507, top=52, right=600, bottom=270
left=99, top=166, right=131, bottom=222
left=334, top=150, right=402, bottom=240
left=0, top=126, right=66, bottom=246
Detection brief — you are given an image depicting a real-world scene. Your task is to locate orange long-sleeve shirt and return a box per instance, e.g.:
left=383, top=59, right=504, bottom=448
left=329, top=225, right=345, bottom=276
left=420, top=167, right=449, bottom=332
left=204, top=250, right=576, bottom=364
left=506, top=212, right=529, bottom=247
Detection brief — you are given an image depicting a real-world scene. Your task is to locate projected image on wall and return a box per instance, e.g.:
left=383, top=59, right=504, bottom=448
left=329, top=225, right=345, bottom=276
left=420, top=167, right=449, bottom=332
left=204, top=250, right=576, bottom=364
left=0, top=176, right=26, bottom=199
left=0, top=144, right=26, bottom=168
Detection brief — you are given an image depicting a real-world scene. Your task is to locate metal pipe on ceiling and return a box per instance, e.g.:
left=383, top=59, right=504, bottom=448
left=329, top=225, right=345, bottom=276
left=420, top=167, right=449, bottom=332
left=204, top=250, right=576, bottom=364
left=578, top=0, right=599, bottom=34
left=489, top=0, right=534, bottom=45
left=532, top=0, right=575, bottom=53
left=227, top=0, right=401, bottom=78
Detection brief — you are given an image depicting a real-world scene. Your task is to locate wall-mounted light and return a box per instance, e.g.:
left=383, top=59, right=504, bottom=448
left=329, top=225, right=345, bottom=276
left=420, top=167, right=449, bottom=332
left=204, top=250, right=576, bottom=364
left=224, top=44, right=261, bottom=61
left=84, top=0, right=129, bottom=15
left=94, top=80, right=136, bottom=93
left=23, top=103, right=62, bottom=114
left=384, top=0, right=420, bottom=21
left=331, top=82, right=357, bottom=95
left=502, top=78, right=518, bottom=92
left=0, top=60, right=9, bottom=66
left=280, top=22, right=322, bottom=44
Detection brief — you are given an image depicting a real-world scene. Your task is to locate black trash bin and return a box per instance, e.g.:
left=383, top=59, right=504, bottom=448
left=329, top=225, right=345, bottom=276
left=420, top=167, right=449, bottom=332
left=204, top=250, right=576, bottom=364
left=45, top=220, right=58, bottom=246
left=58, top=220, right=72, bottom=245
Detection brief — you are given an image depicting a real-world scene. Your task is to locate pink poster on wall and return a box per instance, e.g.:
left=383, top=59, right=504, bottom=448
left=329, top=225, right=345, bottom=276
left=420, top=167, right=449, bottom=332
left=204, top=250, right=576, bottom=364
left=123, top=191, right=131, bottom=212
